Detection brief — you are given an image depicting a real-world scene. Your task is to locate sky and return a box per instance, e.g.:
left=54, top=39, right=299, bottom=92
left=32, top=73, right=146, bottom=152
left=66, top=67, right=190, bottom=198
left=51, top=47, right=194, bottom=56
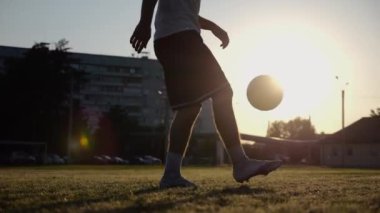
left=1, top=0, right=379, bottom=136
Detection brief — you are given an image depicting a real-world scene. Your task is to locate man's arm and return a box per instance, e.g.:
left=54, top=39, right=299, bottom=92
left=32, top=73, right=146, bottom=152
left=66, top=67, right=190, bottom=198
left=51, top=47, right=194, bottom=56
left=199, top=16, right=229, bottom=49
left=130, top=0, right=158, bottom=53
left=199, top=16, right=219, bottom=31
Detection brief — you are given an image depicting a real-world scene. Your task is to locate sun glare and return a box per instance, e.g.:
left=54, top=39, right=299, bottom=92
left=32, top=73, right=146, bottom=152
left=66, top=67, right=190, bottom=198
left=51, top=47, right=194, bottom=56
left=231, top=23, right=339, bottom=118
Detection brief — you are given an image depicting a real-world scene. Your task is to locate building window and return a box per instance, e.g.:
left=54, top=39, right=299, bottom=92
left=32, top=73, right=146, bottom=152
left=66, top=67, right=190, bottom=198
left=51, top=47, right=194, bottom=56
left=346, top=147, right=353, bottom=156
left=370, top=150, right=378, bottom=157
left=129, top=67, right=142, bottom=74
left=108, top=66, right=120, bottom=73
left=331, top=147, right=338, bottom=157
left=126, top=106, right=141, bottom=113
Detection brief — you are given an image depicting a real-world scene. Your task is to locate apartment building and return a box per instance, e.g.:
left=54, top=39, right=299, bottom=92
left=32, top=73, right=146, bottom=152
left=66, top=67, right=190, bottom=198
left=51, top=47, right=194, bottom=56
left=0, top=45, right=168, bottom=130
left=1, top=45, right=225, bottom=163
left=0, top=45, right=218, bottom=134
left=72, top=52, right=169, bottom=130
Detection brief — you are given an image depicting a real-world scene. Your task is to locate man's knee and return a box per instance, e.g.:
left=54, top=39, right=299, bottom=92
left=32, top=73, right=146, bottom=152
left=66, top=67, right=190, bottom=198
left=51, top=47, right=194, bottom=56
left=174, top=104, right=202, bottom=121
left=212, top=86, right=233, bottom=104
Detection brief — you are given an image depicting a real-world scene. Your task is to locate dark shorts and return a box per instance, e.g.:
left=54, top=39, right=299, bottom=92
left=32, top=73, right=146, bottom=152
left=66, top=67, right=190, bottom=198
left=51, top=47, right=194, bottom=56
left=154, top=30, right=230, bottom=110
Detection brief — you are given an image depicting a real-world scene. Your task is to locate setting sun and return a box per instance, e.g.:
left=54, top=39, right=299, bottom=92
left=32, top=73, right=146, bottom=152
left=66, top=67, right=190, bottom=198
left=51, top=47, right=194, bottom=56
left=219, top=16, right=357, bottom=135
left=239, top=24, right=335, bottom=108
left=196, top=1, right=380, bottom=137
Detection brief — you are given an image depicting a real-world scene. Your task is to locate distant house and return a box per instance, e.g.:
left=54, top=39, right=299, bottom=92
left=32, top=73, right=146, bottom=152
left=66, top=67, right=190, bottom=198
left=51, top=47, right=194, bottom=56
left=320, top=117, right=380, bottom=168
left=241, top=117, right=380, bottom=167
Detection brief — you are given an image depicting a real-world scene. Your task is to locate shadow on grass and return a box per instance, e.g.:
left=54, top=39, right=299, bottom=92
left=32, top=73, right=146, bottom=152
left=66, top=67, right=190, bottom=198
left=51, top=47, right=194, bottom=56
left=18, top=194, right=134, bottom=213
left=124, top=185, right=276, bottom=212
left=219, top=185, right=273, bottom=195
left=14, top=185, right=275, bottom=212
left=133, top=184, right=272, bottom=196
left=8, top=186, right=160, bottom=212
left=133, top=185, right=162, bottom=195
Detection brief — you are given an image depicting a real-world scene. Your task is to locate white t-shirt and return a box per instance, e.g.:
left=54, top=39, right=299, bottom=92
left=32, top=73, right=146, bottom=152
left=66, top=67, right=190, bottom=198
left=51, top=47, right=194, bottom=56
left=154, top=0, right=201, bottom=40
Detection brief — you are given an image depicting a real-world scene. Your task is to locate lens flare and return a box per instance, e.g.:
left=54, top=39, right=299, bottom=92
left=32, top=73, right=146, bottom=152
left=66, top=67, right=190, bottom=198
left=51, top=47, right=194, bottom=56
left=80, top=135, right=89, bottom=149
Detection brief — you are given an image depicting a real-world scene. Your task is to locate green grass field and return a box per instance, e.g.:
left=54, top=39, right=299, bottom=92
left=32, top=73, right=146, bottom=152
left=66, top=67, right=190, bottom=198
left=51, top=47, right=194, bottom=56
left=0, top=165, right=379, bottom=212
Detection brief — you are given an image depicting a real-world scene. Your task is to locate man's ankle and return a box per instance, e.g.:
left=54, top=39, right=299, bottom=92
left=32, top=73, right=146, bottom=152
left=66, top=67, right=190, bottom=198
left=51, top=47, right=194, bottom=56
left=228, top=145, right=249, bottom=165
left=163, top=152, right=183, bottom=178
left=162, top=172, right=181, bottom=179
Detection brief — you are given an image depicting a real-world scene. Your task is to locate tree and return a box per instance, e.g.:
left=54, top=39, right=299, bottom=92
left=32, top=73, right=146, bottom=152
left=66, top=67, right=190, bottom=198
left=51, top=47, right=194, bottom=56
left=266, top=121, right=288, bottom=138
left=267, top=117, right=316, bottom=140
left=266, top=117, right=316, bottom=163
left=0, top=40, right=85, bottom=154
left=93, top=106, right=139, bottom=156
left=370, top=108, right=380, bottom=117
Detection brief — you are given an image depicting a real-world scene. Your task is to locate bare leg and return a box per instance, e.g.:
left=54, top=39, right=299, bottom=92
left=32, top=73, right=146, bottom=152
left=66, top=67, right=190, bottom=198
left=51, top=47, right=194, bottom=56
left=167, top=105, right=201, bottom=155
left=160, top=104, right=201, bottom=188
left=212, top=87, right=282, bottom=182
left=212, top=87, right=247, bottom=163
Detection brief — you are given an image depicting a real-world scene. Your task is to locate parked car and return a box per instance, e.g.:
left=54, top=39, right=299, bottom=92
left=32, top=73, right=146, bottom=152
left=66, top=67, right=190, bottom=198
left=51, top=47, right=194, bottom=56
left=100, top=155, right=113, bottom=164
left=128, top=155, right=162, bottom=165
left=129, top=156, right=147, bottom=165
left=113, top=156, right=129, bottom=164
left=10, top=151, right=36, bottom=164
left=142, top=155, right=162, bottom=165
left=46, top=154, right=65, bottom=164
left=93, top=155, right=107, bottom=164
left=62, top=155, right=70, bottom=164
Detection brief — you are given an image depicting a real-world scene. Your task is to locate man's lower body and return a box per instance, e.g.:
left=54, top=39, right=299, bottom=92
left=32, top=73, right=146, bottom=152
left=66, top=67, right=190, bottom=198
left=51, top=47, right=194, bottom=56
left=154, top=30, right=282, bottom=188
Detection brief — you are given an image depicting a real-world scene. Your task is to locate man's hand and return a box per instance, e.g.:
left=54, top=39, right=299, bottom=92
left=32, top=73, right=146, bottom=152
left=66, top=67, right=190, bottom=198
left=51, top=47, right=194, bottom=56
left=130, top=0, right=157, bottom=53
left=130, top=23, right=151, bottom=53
left=211, top=27, right=229, bottom=49
left=199, top=16, right=229, bottom=49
